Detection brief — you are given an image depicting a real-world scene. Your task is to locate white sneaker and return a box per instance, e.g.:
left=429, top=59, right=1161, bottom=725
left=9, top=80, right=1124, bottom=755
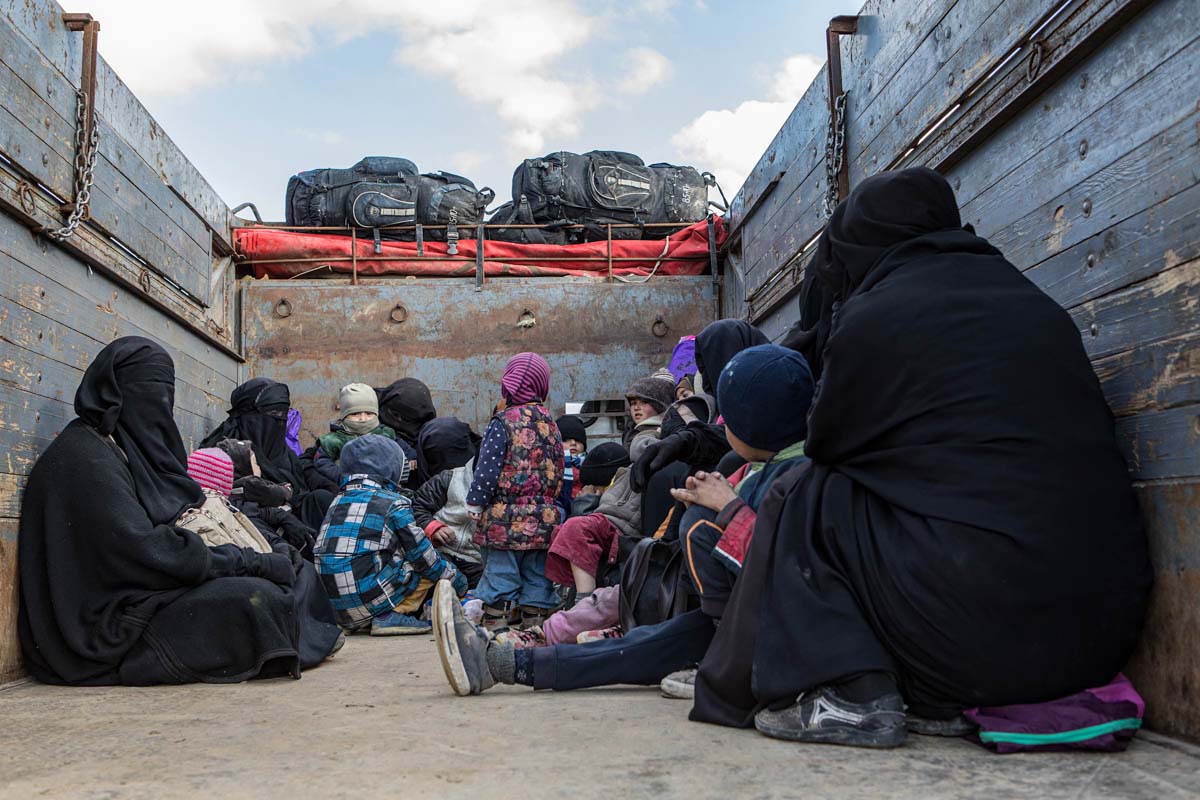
left=660, top=667, right=697, bottom=699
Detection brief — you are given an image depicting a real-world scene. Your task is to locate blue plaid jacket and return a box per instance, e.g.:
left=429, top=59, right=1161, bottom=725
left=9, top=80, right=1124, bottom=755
left=315, top=475, right=459, bottom=629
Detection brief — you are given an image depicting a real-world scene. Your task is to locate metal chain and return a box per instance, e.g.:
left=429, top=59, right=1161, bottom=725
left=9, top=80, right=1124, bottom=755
left=823, top=91, right=849, bottom=218
left=45, top=89, right=99, bottom=241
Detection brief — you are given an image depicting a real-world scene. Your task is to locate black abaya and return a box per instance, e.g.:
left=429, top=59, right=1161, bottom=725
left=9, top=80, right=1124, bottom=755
left=18, top=338, right=303, bottom=685
left=693, top=168, right=1152, bottom=726
left=378, top=378, right=437, bottom=446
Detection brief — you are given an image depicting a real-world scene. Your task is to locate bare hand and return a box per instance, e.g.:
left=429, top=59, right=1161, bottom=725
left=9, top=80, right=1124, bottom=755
left=670, top=471, right=737, bottom=512
left=432, top=527, right=455, bottom=546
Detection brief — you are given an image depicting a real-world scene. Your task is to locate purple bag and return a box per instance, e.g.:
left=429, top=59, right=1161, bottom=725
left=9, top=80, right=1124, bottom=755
left=286, top=408, right=303, bottom=456
left=964, top=673, right=1144, bottom=753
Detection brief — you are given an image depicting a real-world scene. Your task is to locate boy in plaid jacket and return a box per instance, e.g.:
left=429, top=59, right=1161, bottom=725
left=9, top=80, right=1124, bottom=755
left=315, top=434, right=466, bottom=636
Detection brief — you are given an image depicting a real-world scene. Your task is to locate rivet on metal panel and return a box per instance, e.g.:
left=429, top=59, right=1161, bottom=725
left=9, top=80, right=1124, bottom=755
left=35, top=411, right=41, bottom=422
left=275, top=299, right=292, bottom=318
left=517, top=309, right=537, bottom=329
left=1027, top=40, right=1045, bottom=81
left=1090, top=323, right=1100, bottom=337
left=390, top=304, right=408, bottom=323
left=1078, top=139, right=1089, bottom=159
left=651, top=318, right=669, bottom=338
left=1086, top=253, right=1096, bottom=270
left=1082, top=198, right=1093, bottom=217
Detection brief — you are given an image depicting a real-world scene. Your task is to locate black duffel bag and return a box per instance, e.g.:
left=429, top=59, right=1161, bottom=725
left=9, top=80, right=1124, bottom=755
left=507, top=150, right=710, bottom=240
left=286, top=158, right=493, bottom=241
left=618, top=536, right=689, bottom=632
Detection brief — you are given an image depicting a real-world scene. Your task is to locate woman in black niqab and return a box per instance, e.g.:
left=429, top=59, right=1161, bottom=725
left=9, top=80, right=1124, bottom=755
left=19, top=336, right=304, bottom=686
left=377, top=378, right=437, bottom=445
left=415, top=416, right=479, bottom=485
left=692, top=168, right=1152, bottom=738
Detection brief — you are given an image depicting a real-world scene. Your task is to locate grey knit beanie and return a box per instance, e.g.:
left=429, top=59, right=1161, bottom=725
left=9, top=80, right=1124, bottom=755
left=339, top=382, right=379, bottom=419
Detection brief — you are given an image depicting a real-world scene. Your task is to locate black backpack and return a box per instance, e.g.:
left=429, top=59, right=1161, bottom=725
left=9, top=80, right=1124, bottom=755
left=618, top=537, right=689, bottom=631
left=285, top=157, right=493, bottom=242
left=507, top=150, right=710, bottom=241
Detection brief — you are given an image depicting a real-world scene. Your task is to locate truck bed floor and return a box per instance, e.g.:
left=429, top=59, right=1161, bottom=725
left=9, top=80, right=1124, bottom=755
left=2, top=636, right=1198, bottom=799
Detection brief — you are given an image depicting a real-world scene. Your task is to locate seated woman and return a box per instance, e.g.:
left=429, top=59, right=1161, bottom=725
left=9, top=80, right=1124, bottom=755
left=18, top=336, right=312, bottom=686
left=694, top=167, right=1153, bottom=748
left=378, top=377, right=438, bottom=490
left=201, top=376, right=331, bottom=530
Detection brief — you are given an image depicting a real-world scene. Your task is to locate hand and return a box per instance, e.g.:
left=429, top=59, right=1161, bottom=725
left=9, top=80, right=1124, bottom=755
left=432, top=526, right=455, bottom=546
left=670, top=471, right=737, bottom=513
left=631, top=432, right=690, bottom=493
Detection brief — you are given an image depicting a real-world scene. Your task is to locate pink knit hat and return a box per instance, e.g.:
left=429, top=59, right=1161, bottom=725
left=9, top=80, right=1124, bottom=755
left=501, top=352, right=550, bottom=404
left=187, top=447, right=234, bottom=497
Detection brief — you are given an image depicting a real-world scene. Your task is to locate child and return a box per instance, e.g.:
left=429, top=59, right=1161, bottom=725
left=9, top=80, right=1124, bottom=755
left=466, top=353, right=564, bottom=630
left=555, top=414, right=588, bottom=511
left=432, top=344, right=815, bottom=700
left=622, top=370, right=675, bottom=457
left=304, top=382, right=400, bottom=493
left=315, top=434, right=465, bottom=635
left=411, top=417, right=484, bottom=587
left=544, top=373, right=668, bottom=600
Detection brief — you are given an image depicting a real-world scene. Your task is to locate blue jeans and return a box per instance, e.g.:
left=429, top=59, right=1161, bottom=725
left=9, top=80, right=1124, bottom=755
left=475, top=548, right=558, bottom=609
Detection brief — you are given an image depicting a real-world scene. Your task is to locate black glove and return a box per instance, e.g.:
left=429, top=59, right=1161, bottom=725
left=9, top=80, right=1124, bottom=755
left=234, top=476, right=292, bottom=507
left=254, top=551, right=295, bottom=588
left=630, top=431, right=693, bottom=493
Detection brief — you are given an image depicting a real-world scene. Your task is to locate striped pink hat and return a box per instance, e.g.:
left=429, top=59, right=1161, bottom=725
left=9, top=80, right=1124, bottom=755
left=501, top=352, right=551, bottom=405
left=187, top=447, right=234, bottom=497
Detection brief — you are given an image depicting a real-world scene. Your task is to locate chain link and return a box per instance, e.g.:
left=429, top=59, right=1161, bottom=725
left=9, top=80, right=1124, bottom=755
left=45, top=89, right=99, bottom=241
left=823, top=91, right=849, bottom=219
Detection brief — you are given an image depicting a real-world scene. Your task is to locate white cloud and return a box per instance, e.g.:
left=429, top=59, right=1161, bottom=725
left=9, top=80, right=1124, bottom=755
left=616, top=47, right=673, bottom=95
left=671, top=53, right=822, bottom=195
left=293, top=128, right=346, bottom=146
left=450, top=149, right=488, bottom=175
left=86, top=0, right=609, bottom=157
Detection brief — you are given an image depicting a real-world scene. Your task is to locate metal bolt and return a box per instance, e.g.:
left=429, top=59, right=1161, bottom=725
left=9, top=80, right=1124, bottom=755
left=1078, top=139, right=1088, bottom=159
left=35, top=412, right=40, bottom=422
left=1082, top=198, right=1092, bottom=217
left=1090, top=323, right=1100, bottom=337
left=1086, top=253, right=1096, bottom=270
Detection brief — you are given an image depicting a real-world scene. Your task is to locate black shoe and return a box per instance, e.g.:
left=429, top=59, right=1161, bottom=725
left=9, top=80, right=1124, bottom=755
left=754, top=686, right=907, bottom=749
left=906, top=713, right=977, bottom=737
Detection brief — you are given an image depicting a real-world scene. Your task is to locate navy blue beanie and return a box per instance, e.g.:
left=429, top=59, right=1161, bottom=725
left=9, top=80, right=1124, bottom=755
left=717, top=344, right=814, bottom=451
left=339, top=433, right=409, bottom=487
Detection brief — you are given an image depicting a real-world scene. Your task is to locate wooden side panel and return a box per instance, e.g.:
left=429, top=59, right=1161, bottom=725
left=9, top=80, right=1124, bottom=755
left=730, top=0, right=1200, bottom=740
left=0, top=0, right=241, bottom=683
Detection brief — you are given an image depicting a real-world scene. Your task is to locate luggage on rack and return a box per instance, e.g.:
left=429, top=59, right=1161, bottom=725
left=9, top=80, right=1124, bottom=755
left=285, top=157, right=493, bottom=241
left=499, top=150, right=710, bottom=242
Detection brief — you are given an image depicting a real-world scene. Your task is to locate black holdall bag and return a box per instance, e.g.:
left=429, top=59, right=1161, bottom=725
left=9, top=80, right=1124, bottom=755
left=508, top=150, right=710, bottom=240
left=618, top=536, right=689, bottom=632
left=286, top=156, right=419, bottom=228
left=286, top=158, right=493, bottom=242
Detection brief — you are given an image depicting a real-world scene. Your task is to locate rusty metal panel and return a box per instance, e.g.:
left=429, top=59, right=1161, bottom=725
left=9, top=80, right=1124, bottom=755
left=242, top=277, right=715, bottom=441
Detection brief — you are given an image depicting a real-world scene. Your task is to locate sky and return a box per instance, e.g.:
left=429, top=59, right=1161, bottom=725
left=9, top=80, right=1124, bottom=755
left=84, top=0, right=845, bottom=221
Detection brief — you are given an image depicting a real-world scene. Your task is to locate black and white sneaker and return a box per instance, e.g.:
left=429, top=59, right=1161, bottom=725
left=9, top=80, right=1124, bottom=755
left=754, top=686, right=907, bottom=748
left=432, top=580, right=495, bottom=697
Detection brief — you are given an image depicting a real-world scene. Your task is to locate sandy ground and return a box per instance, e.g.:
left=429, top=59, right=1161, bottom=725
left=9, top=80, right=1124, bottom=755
left=2, top=635, right=1198, bottom=800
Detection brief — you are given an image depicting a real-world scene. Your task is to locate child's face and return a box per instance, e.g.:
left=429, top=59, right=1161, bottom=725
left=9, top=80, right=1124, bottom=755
left=628, top=398, right=654, bottom=424
left=345, top=411, right=377, bottom=423
left=675, top=385, right=694, bottom=401
left=564, top=438, right=585, bottom=456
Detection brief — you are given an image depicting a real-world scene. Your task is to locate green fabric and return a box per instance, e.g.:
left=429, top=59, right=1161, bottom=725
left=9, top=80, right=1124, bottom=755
left=319, top=424, right=397, bottom=461
left=978, top=718, right=1141, bottom=746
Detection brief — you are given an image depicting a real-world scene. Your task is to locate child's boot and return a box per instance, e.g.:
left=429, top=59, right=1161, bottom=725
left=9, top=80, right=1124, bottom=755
left=481, top=603, right=513, bottom=632
left=519, top=605, right=551, bottom=630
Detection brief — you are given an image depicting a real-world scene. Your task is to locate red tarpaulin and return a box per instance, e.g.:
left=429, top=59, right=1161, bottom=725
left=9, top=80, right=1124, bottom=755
left=235, top=218, right=724, bottom=279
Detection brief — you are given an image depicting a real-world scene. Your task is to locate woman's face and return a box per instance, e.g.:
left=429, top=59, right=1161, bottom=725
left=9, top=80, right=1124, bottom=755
left=628, top=398, right=654, bottom=424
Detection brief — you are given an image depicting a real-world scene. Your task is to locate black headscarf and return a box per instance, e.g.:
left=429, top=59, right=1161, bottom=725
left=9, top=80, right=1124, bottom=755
left=215, top=438, right=255, bottom=479
left=694, top=320, right=768, bottom=412
left=377, top=378, right=437, bottom=445
left=201, top=378, right=304, bottom=488
left=782, top=167, right=962, bottom=379
left=74, top=336, right=204, bottom=525
left=416, top=416, right=479, bottom=484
